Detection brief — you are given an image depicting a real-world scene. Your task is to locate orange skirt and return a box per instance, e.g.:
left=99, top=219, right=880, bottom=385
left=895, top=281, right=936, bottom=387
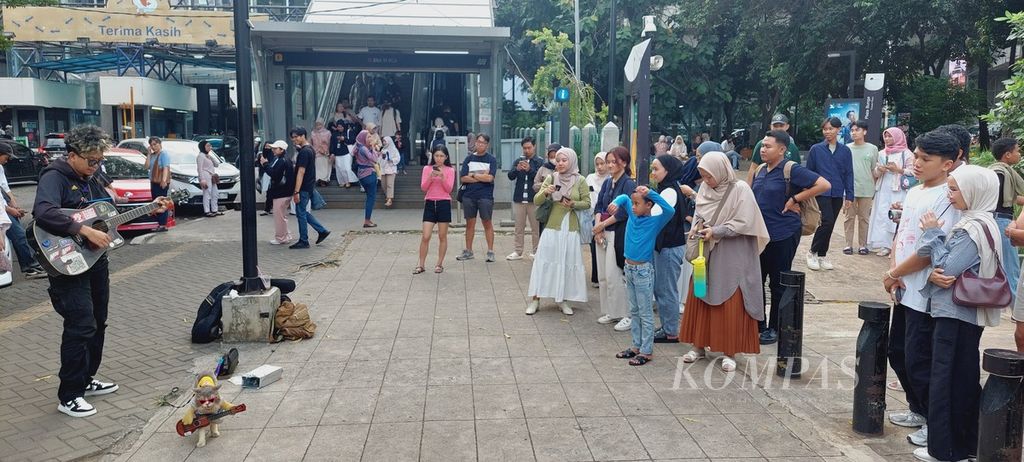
left=679, top=283, right=760, bottom=356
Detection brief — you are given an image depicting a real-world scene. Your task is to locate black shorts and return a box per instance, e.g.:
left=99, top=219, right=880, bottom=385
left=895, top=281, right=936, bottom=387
left=423, top=199, right=452, bottom=223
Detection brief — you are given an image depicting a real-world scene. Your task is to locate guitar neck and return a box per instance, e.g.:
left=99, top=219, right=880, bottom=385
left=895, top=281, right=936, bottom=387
left=105, top=201, right=162, bottom=228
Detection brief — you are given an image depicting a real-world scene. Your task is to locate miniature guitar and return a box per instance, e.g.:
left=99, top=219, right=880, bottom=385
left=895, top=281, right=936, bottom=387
left=27, top=190, right=188, bottom=276
left=176, top=404, right=247, bottom=436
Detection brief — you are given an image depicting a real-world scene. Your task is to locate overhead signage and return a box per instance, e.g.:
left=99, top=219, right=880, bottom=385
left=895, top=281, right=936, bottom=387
left=275, top=52, right=492, bottom=70
left=554, top=87, right=570, bottom=103
left=1, top=0, right=266, bottom=46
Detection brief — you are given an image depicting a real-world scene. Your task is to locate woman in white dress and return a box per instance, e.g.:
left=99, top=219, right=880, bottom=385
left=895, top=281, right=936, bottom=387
left=526, top=147, right=591, bottom=316
left=867, top=127, right=914, bottom=256
left=196, top=140, right=221, bottom=217
left=311, top=120, right=333, bottom=186
left=380, top=136, right=401, bottom=208
left=585, top=152, right=609, bottom=288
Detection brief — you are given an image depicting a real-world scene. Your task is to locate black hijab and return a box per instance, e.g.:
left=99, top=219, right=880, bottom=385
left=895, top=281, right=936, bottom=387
left=655, top=154, right=686, bottom=191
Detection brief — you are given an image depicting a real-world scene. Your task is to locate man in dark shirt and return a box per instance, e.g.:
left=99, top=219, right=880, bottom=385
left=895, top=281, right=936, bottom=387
left=34, top=125, right=160, bottom=417
left=288, top=127, right=330, bottom=249
left=456, top=134, right=498, bottom=262
left=506, top=137, right=543, bottom=260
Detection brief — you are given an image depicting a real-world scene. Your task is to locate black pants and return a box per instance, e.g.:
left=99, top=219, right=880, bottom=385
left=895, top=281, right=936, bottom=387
left=49, top=257, right=110, bottom=403
left=758, top=231, right=801, bottom=332
left=888, top=304, right=917, bottom=414
left=150, top=183, right=169, bottom=226
left=590, top=241, right=599, bottom=284
left=264, top=196, right=273, bottom=213
left=927, top=317, right=983, bottom=461
left=810, top=196, right=844, bottom=257
left=902, top=306, right=935, bottom=419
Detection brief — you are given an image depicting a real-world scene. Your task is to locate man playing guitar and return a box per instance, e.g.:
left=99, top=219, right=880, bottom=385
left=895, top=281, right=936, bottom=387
left=32, top=125, right=167, bottom=417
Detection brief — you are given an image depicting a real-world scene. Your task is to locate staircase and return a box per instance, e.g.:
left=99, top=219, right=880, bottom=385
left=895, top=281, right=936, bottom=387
left=319, top=167, right=444, bottom=209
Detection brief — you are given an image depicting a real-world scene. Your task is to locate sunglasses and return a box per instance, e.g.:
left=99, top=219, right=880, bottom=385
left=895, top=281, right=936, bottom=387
left=197, top=397, right=218, bottom=405
left=75, top=154, right=102, bottom=167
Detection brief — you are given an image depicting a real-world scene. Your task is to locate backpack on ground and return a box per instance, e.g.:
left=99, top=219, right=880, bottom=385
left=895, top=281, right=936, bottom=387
left=755, top=161, right=821, bottom=236
left=191, top=281, right=238, bottom=344
left=273, top=296, right=317, bottom=342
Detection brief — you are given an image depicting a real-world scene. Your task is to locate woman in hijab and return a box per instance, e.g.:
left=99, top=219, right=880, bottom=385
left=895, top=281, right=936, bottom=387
left=649, top=154, right=690, bottom=343
left=593, top=147, right=637, bottom=331
left=196, top=140, right=222, bottom=217
left=867, top=127, right=914, bottom=256
left=311, top=119, right=332, bottom=186
left=669, top=135, right=687, bottom=160
left=679, top=152, right=770, bottom=372
left=526, top=147, right=591, bottom=316
left=913, top=165, right=1003, bottom=462
left=353, top=130, right=381, bottom=227
left=380, top=136, right=401, bottom=208
left=654, top=135, right=669, bottom=155
left=585, top=152, right=609, bottom=288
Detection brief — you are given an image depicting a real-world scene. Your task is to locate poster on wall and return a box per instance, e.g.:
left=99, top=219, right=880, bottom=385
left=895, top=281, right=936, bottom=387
left=825, top=98, right=863, bottom=145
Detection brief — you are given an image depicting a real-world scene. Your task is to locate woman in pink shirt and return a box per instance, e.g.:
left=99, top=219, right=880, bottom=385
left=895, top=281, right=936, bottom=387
left=416, top=145, right=455, bottom=274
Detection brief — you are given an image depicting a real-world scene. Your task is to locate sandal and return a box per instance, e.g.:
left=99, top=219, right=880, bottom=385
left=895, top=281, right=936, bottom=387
left=413, top=266, right=425, bottom=275
left=615, top=349, right=638, bottom=359
left=363, top=223, right=377, bottom=228
left=720, top=356, right=737, bottom=372
left=434, top=265, right=444, bottom=274
left=682, top=350, right=704, bottom=363
left=628, top=355, right=652, bottom=366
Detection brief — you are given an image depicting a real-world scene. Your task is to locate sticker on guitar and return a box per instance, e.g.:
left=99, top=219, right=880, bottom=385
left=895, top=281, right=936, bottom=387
left=71, top=208, right=97, bottom=223
left=62, top=251, right=88, bottom=274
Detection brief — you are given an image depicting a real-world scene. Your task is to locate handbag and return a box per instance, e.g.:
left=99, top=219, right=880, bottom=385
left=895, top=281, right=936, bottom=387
left=577, top=208, right=594, bottom=244
left=685, top=182, right=734, bottom=261
left=456, top=184, right=466, bottom=203
left=951, top=221, right=1013, bottom=308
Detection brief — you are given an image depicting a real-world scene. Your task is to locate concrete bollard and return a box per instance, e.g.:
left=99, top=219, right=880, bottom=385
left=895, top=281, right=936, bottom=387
left=977, top=348, right=1024, bottom=461
left=776, top=271, right=805, bottom=378
left=221, top=286, right=281, bottom=342
left=851, top=301, right=891, bottom=436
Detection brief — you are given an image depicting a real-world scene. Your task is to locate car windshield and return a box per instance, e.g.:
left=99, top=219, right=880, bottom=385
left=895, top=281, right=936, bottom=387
left=45, top=138, right=65, bottom=148
left=161, top=143, right=226, bottom=164
left=102, top=156, right=149, bottom=179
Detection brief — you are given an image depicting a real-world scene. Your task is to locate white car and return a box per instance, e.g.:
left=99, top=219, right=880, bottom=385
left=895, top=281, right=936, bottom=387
left=116, top=139, right=242, bottom=209
left=0, top=235, right=12, bottom=289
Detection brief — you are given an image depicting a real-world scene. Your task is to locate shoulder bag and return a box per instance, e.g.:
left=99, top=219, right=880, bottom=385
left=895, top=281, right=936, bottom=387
left=575, top=180, right=594, bottom=245
left=685, top=181, right=734, bottom=261
left=951, top=221, right=1013, bottom=308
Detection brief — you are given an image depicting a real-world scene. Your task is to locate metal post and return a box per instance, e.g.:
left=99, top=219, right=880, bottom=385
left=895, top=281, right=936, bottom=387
left=607, top=0, right=616, bottom=123
left=852, top=301, right=891, bottom=436
left=847, top=51, right=857, bottom=98
left=776, top=271, right=805, bottom=378
left=573, top=0, right=580, bottom=81
left=233, top=0, right=263, bottom=293
left=977, top=348, right=1024, bottom=461
left=559, top=103, right=570, bottom=146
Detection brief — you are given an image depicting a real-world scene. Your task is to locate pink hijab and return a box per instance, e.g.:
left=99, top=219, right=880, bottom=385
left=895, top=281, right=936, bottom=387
left=884, top=127, right=908, bottom=154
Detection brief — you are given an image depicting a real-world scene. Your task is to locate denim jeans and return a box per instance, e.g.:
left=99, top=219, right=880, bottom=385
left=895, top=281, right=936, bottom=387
left=150, top=183, right=169, bottom=226
left=653, top=245, right=684, bottom=337
left=359, top=173, right=378, bottom=220
left=625, top=262, right=655, bottom=355
left=996, top=217, right=1020, bottom=298
left=726, top=150, right=740, bottom=170
left=5, top=212, right=37, bottom=271
left=296, top=191, right=327, bottom=244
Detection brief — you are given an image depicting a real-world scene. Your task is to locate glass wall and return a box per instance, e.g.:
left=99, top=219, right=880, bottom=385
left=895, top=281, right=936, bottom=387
left=16, top=109, right=40, bottom=148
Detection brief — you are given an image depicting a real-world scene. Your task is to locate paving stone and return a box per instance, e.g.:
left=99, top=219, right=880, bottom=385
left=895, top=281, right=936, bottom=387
left=319, top=387, right=379, bottom=425
left=432, top=336, right=471, bottom=358
left=337, top=359, right=387, bottom=388
left=505, top=334, right=549, bottom=357
left=475, top=418, right=535, bottom=462
left=471, top=357, right=516, bottom=384
left=266, top=389, right=332, bottom=427
left=510, top=356, right=560, bottom=384
left=127, top=431, right=195, bottom=461
left=470, top=335, right=511, bottom=357
left=518, top=383, right=574, bottom=418
left=627, top=415, right=706, bottom=460
left=361, top=422, right=421, bottom=462
left=245, top=426, right=315, bottom=462
left=473, top=384, right=524, bottom=419
left=578, top=416, right=649, bottom=461
left=424, top=385, right=475, bottom=421
left=678, top=414, right=761, bottom=459
left=389, top=336, right=433, bottom=359
left=428, top=357, right=472, bottom=385
left=371, top=385, right=426, bottom=423
left=563, top=382, right=622, bottom=417
left=301, top=424, right=369, bottom=461
left=550, top=356, right=603, bottom=383
left=383, top=357, right=430, bottom=386
left=527, top=417, right=593, bottom=462
left=607, top=382, right=673, bottom=416
left=183, top=428, right=261, bottom=462
left=420, top=420, right=477, bottom=462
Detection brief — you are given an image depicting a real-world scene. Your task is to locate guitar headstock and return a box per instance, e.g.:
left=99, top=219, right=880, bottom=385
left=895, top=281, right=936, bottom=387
left=159, top=189, right=191, bottom=206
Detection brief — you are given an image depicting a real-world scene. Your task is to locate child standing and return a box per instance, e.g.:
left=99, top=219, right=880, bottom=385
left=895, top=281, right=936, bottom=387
left=610, top=186, right=675, bottom=366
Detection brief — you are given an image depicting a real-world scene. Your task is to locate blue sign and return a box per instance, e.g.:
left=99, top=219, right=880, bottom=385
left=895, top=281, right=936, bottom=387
left=554, top=87, right=570, bottom=103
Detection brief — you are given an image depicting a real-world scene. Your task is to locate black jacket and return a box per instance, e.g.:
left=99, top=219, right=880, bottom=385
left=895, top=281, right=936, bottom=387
left=32, top=159, right=110, bottom=237
left=265, top=156, right=295, bottom=200
left=506, top=155, right=544, bottom=203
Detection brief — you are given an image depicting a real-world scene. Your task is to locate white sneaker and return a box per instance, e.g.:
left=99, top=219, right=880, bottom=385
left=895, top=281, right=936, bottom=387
left=270, top=239, right=287, bottom=245
left=597, top=315, right=621, bottom=324
left=527, top=253, right=535, bottom=259
left=613, top=317, right=632, bottom=331
left=506, top=252, right=523, bottom=261
left=525, top=299, right=540, bottom=315
left=819, top=257, right=834, bottom=270
left=907, top=425, right=928, bottom=447
left=559, top=302, right=574, bottom=315
left=889, top=410, right=926, bottom=428
left=58, top=397, right=97, bottom=418
left=84, top=380, right=118, bottom=396
left=911, top=447, right=968, bottom=462
left=877, top=248, right=891, bottom=257
left=806, top=252, right=821, bottom=271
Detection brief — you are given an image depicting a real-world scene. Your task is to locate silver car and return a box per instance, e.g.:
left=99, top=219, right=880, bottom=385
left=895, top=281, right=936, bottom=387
left=116, top=139, right=242, bottom=209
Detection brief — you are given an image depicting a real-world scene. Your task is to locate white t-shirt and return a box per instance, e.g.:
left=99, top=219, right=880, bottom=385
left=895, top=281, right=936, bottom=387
left=0, top=164, right=9, bottom=194
left=380, top=108, right=402, bottom=137
left=893, top=183, right=961, bottom=312
left=358, top=106, right=382, bottom=126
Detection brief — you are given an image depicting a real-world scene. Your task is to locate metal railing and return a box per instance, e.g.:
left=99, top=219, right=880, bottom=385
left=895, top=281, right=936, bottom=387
left=58, top=0, right=308, bottom=21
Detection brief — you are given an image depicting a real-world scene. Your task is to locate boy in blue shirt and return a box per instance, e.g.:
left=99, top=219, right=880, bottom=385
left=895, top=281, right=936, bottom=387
left=610, top=186, right=675, bottom=365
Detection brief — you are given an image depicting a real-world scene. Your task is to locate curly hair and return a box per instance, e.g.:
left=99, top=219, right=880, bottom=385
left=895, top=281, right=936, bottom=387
left=66, top=125, right=112, bottom=157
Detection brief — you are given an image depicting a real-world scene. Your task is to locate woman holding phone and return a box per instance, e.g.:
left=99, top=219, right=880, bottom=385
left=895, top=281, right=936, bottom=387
left=416, top=146, right=455, bottom=274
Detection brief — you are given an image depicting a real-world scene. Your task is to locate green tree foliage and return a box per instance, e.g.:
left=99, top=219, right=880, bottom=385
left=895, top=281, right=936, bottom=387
left=987, top=11, right=1024, bottom=138
left=896, top=75, right=983, bottom=135
left=526, top=27, right=606, bottom=126
left=0, top=0, right=58, bottom=50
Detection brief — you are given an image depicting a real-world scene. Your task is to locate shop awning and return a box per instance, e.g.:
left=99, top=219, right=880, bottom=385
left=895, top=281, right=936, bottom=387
left=27, top=51, right=234, bottom=75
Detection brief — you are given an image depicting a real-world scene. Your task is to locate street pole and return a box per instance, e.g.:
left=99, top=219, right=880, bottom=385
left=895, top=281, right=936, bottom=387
left=574, top=0, right=580, bottom=82
left=607, top=0, right=616, bottom=124
left=233, top=0, right=262, bottom=293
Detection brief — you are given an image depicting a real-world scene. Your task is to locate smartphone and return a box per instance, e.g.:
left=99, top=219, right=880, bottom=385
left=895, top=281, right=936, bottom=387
left=555, top=185, right=562, bottom=191
left=433, top=165, right=441, bottom=171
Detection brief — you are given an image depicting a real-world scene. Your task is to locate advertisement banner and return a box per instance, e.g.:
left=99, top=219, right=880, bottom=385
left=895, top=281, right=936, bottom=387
left=825, top=98, right=863, bottom=145
left=862, top=73, right=886, bottom=147
left=2, top=0, right=266, bottom=46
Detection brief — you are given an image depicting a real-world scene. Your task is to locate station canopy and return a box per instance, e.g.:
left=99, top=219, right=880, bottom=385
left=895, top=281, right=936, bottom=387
left=26, top=51, right=235, bottom=75
left=303, top=0, right=496, bottom=27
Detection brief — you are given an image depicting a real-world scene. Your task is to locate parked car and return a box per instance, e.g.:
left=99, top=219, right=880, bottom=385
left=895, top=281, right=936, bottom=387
left=101, top=149, right=178, bottom=232
left=0, top=235, right=12, bottom=289
left=0, top=139, right=47, bottom=184
left=115, top=138, right=241, bottom=209
left=42, top=133, right=68, bottom=162
left=192, top=135, right=241, bottom=165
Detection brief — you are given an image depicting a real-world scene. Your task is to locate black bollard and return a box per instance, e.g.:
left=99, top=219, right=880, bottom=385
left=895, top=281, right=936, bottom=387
left=977, top=348, right=1024, bottom=461
left=776, top=271, right=806, bottom=378
left=852, top=301, right=891, bottom=436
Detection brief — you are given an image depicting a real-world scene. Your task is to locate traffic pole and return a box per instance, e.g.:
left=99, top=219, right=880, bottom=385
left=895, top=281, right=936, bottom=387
left=233, top=0, right=263, bottom=293
left=977, top=348, right=1024, bottom=461
left=776, top=271, right=805, bottom=378
left=851, top=301, right=891, bottom=436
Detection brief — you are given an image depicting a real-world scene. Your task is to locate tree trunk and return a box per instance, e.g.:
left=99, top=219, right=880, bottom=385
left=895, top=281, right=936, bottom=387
left=978, top=59, right=991, bottom=150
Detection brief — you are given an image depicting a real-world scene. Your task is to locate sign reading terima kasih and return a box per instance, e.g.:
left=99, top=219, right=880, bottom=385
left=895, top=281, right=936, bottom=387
left=2, top=0, right=265, bottom=46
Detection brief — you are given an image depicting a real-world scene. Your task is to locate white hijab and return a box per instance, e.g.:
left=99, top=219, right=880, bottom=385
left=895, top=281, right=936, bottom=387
left=382, top=136, right=401, bottom=165
left=949, top=165, right=1002, bottom=278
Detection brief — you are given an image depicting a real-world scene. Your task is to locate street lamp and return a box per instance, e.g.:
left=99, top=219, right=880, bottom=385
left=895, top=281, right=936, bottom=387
left=827, top=50, right=857, bottom=98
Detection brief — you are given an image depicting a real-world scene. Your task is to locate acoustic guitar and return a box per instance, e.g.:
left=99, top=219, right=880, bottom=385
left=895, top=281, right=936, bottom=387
left=27, top=190, right=187, bottom=276
left=176, top=404, right=247, bottom=436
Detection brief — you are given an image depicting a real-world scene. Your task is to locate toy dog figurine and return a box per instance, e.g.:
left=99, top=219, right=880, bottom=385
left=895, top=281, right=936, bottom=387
left=180, top=373, right=237, bottom=448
